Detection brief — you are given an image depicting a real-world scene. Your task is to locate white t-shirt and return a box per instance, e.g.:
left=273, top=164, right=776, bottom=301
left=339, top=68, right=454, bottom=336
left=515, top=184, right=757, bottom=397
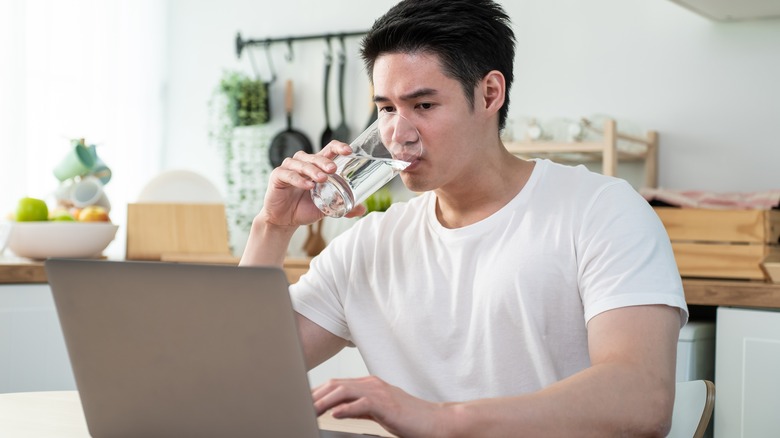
left=291, top=159, right=688, bottom=402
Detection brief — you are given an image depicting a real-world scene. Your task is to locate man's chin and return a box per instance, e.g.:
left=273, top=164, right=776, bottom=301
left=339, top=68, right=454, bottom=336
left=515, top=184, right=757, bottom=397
left=399, top=174, right=430, bottom=194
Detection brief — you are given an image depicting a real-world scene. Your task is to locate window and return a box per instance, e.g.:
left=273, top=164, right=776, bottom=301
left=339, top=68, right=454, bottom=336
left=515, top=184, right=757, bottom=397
left=0, top=0, right=166, bottom=257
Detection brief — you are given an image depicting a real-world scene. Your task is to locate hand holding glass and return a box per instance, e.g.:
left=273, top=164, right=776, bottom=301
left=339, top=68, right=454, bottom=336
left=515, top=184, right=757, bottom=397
left=311, top=113, right=422, bottom=218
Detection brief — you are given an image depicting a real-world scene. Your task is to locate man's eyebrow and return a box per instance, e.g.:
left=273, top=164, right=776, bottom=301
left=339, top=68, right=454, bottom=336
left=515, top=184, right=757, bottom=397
left=373, top=88, right=439, bottom=103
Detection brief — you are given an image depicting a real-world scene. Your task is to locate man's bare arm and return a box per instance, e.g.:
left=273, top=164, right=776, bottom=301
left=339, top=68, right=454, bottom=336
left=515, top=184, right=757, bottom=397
left=296, top=313, right=349, bottom=370
left=239, top=216, right=298, bottom=267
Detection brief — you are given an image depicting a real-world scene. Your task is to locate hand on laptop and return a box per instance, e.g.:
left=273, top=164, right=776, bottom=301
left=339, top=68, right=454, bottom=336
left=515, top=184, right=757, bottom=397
left=312, top=375, right=451, bottom=438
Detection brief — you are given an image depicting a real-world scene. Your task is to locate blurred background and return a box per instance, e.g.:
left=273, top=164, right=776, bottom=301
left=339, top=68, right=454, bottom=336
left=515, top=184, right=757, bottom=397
left=1, top=0, right=779, bottom=258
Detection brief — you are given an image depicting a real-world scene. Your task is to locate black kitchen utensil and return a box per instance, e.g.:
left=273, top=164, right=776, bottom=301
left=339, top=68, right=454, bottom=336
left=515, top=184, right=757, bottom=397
left=365, top=84, right=378, bottom=130
left=269, top=80, right=314, bottom=168
left=332, top=39, right=350, bottom=142
left=319, top=47, right=334, bottom=150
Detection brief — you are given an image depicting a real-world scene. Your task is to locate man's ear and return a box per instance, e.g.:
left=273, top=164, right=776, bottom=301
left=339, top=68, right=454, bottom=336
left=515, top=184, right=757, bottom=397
left=479, top=70, right=505, bottom=115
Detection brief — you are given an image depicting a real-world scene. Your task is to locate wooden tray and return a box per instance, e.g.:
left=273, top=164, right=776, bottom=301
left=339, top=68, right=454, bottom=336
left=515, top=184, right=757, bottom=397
left=126, top=203, right=231, bottom=261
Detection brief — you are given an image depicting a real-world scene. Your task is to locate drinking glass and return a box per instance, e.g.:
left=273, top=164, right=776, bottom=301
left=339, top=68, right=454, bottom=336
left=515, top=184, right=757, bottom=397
left=310, top=113, right=422, bottom=218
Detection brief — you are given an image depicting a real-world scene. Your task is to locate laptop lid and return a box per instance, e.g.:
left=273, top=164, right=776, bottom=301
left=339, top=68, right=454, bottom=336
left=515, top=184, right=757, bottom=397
left=45, top=259, right=360, bottom=438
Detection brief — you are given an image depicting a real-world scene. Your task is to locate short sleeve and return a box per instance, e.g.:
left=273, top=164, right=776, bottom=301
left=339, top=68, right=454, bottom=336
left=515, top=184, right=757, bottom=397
left=577, top=181, right=688, bottom=327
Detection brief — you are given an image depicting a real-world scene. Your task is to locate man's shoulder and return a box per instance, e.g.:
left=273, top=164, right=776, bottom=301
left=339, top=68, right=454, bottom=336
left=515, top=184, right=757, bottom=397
left=534, top=159, right=633, bottom=201
left=539, top=159, right=620, bottom=184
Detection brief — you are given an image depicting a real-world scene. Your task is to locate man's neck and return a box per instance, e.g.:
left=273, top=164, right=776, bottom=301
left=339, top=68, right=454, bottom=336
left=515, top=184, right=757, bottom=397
left=434, top=153, right=534, bottom=229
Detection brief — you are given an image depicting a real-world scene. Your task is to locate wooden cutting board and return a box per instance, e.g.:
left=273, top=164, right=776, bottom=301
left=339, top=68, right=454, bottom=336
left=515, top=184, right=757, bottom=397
left=126, top=203, right=231, bottom=261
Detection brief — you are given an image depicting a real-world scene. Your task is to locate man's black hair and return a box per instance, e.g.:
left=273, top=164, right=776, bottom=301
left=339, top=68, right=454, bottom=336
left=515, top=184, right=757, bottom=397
left=360, top=0, right=516, bottom=130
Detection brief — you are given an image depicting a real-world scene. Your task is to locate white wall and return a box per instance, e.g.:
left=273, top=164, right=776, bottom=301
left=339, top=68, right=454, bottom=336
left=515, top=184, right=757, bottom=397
left=162, top=0, right=398, bottom=199
left=0, top=0, right=167, bottom=259
left=163, top=0, right=780, bottom=197
left=508, top=0, right=780, bottom=191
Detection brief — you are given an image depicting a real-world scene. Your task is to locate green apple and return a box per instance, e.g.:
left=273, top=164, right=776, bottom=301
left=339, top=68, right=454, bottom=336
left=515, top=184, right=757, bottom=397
left=15, top=197, right=49, bottom=222
left=50, top=208, right=76, bottom=221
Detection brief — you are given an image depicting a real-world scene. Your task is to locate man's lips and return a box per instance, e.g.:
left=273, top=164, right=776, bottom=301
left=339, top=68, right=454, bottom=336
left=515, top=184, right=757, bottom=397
left=403, top=158, right=421, bottom=172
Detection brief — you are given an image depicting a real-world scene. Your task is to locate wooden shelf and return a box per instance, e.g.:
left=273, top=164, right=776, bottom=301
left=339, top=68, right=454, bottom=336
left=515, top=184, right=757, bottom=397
left=505, top=118, right=659, bottom=188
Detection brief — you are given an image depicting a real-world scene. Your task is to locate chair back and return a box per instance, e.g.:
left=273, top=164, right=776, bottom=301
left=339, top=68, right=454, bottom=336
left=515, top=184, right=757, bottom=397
left=667, top=380, right=715, bottom=438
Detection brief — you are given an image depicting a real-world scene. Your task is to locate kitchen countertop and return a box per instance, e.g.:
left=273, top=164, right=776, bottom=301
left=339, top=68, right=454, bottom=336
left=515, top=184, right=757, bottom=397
left=0, top=255, right=312, bottom=285
left=0, top=256, right=47, bottom=284
left=680, top=278, right=780, bottom=309
left=2, top=255, right=780, bottom=309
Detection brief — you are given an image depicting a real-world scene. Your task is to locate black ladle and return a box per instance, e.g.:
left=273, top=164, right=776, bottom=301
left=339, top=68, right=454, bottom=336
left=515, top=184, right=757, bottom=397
left=319, top=41, right=334, bottom=150
left=332, top=37, right=350, bottom=142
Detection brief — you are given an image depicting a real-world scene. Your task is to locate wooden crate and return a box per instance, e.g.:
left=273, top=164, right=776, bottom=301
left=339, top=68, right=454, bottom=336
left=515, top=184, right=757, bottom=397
left=654, top=207, right=780, bottom=280
left=761, top=254, right=780, bottom=283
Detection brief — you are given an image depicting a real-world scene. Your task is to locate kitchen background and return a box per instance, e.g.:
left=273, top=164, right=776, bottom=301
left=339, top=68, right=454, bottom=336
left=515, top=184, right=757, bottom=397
left=1, top=0, right=779, bottom=258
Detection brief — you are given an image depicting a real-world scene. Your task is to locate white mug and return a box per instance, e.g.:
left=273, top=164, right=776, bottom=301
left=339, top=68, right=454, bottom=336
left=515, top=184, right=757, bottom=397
left=69, top=176, right=111, bottom=211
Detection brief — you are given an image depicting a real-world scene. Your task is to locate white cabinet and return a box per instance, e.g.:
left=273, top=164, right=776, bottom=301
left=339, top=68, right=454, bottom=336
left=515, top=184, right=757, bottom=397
left=666, top=0, right=780, bottom=21
left=0, top=284, right=76, bottom=393
left=715, top=307, right=780, bottom=438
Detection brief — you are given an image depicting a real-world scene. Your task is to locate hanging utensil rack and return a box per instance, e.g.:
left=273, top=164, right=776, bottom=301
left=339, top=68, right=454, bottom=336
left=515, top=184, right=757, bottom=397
left=235, top=30, right=367, bottom=59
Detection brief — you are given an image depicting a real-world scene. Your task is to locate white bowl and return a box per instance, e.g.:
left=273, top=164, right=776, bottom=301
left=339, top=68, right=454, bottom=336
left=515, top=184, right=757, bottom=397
left=4, top=221, right=119, bottom=259
left=0, top=221, right=10, bottom=253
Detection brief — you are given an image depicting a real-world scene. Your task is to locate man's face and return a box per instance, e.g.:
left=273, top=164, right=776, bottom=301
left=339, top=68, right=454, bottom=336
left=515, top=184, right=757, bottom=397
left=372, top=52, right=485, bottom=194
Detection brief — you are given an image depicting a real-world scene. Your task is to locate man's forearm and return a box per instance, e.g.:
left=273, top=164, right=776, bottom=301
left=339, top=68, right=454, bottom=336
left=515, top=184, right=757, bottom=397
left=438, top=305, right=681, bottom=437
left=239, top=214, right=298, bottom=267
left=443, top=362, right=674, bottom=438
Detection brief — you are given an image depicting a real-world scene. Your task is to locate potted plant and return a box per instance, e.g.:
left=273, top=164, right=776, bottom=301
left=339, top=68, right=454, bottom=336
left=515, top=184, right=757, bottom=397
left=217, top=70, right=270, bottom=127
left=363, top=187, right=393, bottom=214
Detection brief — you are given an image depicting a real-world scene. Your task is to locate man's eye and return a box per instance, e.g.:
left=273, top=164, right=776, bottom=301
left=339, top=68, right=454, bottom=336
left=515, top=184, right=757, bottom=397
left=417, top=103, right=433, bottom=110
left=379, top=106, right=396, bottom=113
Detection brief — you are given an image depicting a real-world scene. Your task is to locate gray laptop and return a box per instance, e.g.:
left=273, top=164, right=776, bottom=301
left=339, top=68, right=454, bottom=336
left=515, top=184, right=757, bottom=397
left=45, top=259, right=366, bottom=438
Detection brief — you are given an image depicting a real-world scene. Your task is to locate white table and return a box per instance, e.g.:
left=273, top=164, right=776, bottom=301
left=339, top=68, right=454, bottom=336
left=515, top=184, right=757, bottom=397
left=0, top=391, right=394, bottom=437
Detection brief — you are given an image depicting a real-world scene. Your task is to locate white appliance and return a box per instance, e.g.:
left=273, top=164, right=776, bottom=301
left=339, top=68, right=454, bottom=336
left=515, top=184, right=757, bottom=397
left=676, top=321, right=715, bottom=382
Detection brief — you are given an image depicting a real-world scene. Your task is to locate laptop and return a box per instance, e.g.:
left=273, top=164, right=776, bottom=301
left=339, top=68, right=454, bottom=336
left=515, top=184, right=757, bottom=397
left=45, top=259, right=368, bottom=438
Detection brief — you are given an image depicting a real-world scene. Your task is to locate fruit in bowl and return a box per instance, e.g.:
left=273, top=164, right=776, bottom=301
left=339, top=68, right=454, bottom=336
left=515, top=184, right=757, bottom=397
left=49, top=209, right=76, bottom=221
left=15, top=197, right=49, bottom=221
left=2, top=197, right=118, bottom=259
left=77, top=205, right=110, bottom=222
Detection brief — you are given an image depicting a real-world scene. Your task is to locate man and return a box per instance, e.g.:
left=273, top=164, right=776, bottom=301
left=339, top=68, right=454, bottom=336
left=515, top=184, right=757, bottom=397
left=241, top=0, right=688, bottom=436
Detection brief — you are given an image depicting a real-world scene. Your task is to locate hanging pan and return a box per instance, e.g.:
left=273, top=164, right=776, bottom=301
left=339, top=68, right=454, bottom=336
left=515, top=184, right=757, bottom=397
left=269, top=79, right=314, bottom=168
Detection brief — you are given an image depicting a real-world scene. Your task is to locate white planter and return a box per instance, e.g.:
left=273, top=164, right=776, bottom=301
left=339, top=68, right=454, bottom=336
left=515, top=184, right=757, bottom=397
left=224, top=125, right=272, bottom=256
